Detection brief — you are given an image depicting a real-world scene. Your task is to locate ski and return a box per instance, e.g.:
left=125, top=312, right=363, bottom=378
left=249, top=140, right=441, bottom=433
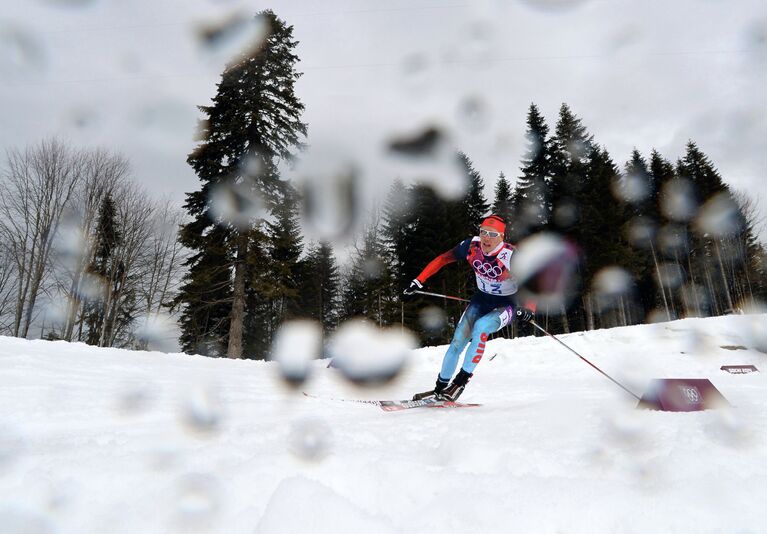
left=302, top=392, right=481, bottom=411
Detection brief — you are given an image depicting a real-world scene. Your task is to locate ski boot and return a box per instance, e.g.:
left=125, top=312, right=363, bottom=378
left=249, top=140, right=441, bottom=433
left=441, top=369, right=473, bottom=401
left=412, top=376, right=449, bottom=401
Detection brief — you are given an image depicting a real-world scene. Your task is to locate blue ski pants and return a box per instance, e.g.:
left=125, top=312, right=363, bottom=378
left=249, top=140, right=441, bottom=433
left=439, top=300, right=515, bottom=381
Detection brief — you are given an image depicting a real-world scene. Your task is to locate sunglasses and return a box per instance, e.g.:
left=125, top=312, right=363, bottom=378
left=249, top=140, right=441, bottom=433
left=479, top=229, right=501, bottom=238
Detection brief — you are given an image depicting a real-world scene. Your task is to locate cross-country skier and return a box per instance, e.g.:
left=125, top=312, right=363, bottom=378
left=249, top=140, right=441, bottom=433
left=404, top=215, right=535, bottom=401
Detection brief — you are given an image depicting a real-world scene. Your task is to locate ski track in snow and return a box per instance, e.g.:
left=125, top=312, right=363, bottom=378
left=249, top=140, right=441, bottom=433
left=1, top=315, right=766, bottom=533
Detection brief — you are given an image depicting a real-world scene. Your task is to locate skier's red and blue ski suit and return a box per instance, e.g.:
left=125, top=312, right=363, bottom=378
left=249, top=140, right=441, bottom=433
left=415, top=236, right=532, bottom=380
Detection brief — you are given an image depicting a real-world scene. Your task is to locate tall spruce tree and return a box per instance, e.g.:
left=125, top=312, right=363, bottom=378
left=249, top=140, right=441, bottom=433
left=176, top=10, right=307, bottom=358
left=340, top=219, right=393, bottom=326
left=458, top=152, right=490, bottom=229
left=492, top=173, right=513, bottom=232
left=299, top=242, right=340, bottom=331
left=549, top=103, right=594, bottom=235
left=579, top=146, right=637, bottom=328
left=513, top=103, right=553, bottom=240
left=84, top=193, right=121, bottom=345
left=677, top=141, right=745, bottom=316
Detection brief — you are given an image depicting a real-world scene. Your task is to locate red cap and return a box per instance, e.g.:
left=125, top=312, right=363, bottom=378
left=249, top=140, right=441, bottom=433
left=480, top=215, right=506, bottom=234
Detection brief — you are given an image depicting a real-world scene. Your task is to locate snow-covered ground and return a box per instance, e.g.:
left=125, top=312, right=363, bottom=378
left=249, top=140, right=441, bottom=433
left=1, top=314, right=766, bottom=534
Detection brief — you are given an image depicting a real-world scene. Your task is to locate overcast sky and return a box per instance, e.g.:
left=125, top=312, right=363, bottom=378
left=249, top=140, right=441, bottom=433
left=2, top=0, right=766, bottom=240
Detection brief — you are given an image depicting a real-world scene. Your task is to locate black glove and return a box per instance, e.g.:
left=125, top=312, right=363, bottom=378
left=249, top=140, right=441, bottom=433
left=515, top=307, right=534, bottom=323
left=403, top=279, right=423, bottom=296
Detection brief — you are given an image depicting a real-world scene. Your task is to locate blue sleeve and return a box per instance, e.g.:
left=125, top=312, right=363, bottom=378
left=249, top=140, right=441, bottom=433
left=452, top=238, right=472, bottom=261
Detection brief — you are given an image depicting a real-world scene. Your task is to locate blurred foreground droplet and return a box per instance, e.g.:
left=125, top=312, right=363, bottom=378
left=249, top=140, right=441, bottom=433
left=400, top=52, right=433, bottom=96
left=419, top=306, right=446, bottom=336
left=385, top=124, right=466, bottom=200
left=626, top=217, right=656, bottom=249
left=613, top=172, right=650, bottom=205
left=0, top=425, right=26, bottom=473
left=745, top=310, right=767, bottom=353
left=115, top=380, right=157, bottom=417
left=656, top=262, right=684, bottom=289
left=509, top=232, right=580, bottom=310
left=327, top=320, right=415, bottom=386
left=0, top=22, right=46, bottom=80
left=179, top=385, right=223, bottom=438
left=136, top=99, right=196, bottom=142
left=388, top=125, right=445, bottom=158
left=270, top=320, right=322, bottom=388
left=174, top=473, right=221, bottom=531
left=195, top=10, right=269, bottom=62
left=553, top=198, right=578, bottom=228
left=296, top=154, right=359, bottom=242
left=287, top=417, right=332, bottom=462
left=134, top=313, right=179, bottom=353
left=456, top=95, right=489, bottom=132
left=208, top=178, right=267, bottom=230
left=661, top=179, right=696, bottom=222
left=658, top=225, right=688, bottom=257
left=695, top=192, right=742, bottom=238
left=593, top=266, right=631, bottom=297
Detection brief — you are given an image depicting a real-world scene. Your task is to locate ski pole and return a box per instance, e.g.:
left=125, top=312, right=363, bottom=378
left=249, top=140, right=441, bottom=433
left=413, top=290, right=469, bottom=303
left=528, top=319, right=641, bottom=401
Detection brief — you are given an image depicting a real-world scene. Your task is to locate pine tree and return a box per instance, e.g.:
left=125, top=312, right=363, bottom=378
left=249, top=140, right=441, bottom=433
left=492, top=173, right=513, bottom=232
left=266, top=195, right=305, bottom=320
left=549, top=103, right=594, bottom=233
left=457, top=152, right=490, bottom=229
left=513, top=103, right=553, bottom=240
left=340, top=218, right=393, bottom=326
left=84, top=194, right=121, bottom=346
left=621, top=149, right=662, bottom=318
left=299, top=242, right=340, bottom=331
left=579, top=146, right=637, bottom=328
left=176, top=10, right=307, bottom=358
left=677, top=141, right=746, bottom=316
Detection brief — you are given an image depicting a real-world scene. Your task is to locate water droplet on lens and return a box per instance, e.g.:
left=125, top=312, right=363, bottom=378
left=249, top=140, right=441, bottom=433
left=196, top=10, right=269, bottom=63
left=327, top=320, right=415, bottom=386
left=613, top=173, right=649, bottom=204
left=656, top=262, right=684, bottom=289
left=593, top=267, right=631, bottom=296
left=553, top=198, right=578, bottom=227
left=134, top=313, right=179, bottom=352
left=208, top=179, right=267, bottom=230
left=288, top=417, right=332, bottom=462
left=400, top=52, right=431, bottom=95
left=456, top=95, right=489, bottom=131
left=419, top=306, right=446, bottom=336
left=388, top=126, right=445, bottom=158
left=179, top=385, right=223, bottom=438
left=270, top=320, right=322, bottom=388
left=136, top=99, right=195, bottom=140
left=296, top=156, right=359, bottom=242
left=695, top=192, right=741, bottom=238
left=627, top=217, right=656, bottom=249
left=661, top=179, right=697, bottom=222
left=0, top=425, right=26, bottom=473
left=509, top=232, right=580, bottom=310
left=0, top=22, right=46, bottom=80
left=658, top=225, right=688, bottom=256
left=174, top=473, right=221, bottom=530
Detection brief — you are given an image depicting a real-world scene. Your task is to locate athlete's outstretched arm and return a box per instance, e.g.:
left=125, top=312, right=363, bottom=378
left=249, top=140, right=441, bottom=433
left=415, top=250, right=457, bottom=284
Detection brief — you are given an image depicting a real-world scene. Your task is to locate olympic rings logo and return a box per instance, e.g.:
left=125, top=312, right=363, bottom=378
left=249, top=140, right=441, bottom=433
left=472, top=260, right=503, bottom=278
left=681, top=386, right=701, bottom=404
